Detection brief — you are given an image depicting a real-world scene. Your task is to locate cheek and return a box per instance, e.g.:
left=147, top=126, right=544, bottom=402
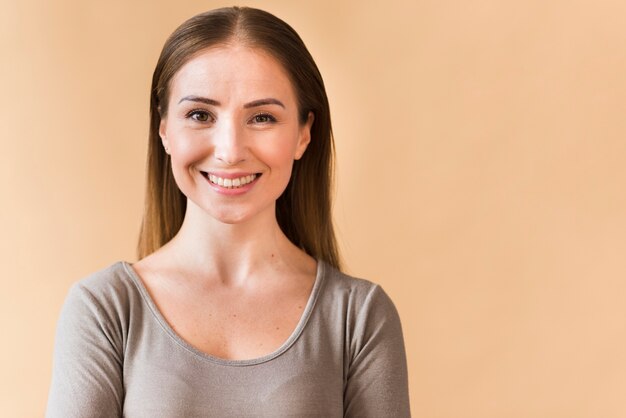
left=259, top=124, right=303, bottom=164
left=167, top=130, right=209, bottom=196
left=169, top=130, right=208, bottom=168
left=256, top=138, right=298, bottom=175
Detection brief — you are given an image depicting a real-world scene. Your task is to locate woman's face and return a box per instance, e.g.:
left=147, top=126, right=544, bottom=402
left=159, top=44, right=314, bottom=225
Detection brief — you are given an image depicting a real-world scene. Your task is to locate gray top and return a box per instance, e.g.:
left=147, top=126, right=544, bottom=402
left=46, top=260, right=410, bottom=417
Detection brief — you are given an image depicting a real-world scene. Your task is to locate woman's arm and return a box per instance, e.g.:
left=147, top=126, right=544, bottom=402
left=344, top=285, right=411, bottom=417
left=46, top=282, right=125, bottom=418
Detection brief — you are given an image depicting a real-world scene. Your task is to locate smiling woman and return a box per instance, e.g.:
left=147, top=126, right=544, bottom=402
left=45, top=6, right=410, bottom=418
left=159, top=45, right=314, bottom=224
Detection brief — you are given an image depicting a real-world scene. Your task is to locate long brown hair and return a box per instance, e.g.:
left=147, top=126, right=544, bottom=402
left=136, top=7, right=341, bottom=269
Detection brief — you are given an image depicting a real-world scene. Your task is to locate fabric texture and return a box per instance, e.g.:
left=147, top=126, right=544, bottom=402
left=46, top=260, right=411, bottom=417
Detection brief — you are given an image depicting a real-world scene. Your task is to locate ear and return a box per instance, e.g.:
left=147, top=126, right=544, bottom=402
left=159, top=116, right=170, bottom=154
left=294, top=112, right=314, bottom=160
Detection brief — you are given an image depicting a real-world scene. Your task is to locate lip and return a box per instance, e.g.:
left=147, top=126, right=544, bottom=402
left=200, top=170, right=261, bottom=195
left=204, top=171, right=257, bottom=179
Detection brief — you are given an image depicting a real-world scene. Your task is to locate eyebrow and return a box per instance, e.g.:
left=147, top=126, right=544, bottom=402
left=178, top=95, right=220, bottom=106
left=243, top=98, right=285, bottom=109
left=177, top=95, right=285, bottom=109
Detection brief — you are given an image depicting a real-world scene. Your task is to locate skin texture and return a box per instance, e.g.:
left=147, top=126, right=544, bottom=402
left=132, top=44, right=318, bottom=360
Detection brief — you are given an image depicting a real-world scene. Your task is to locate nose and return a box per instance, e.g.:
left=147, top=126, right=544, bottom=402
left=213, top=118, right=247, bottom=165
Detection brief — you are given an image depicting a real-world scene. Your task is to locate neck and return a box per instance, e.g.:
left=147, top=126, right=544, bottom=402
left=159, top=199, right=314, bottom=286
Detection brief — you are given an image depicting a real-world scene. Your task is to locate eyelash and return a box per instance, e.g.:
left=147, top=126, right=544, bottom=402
left=185, top=109, right=214, bottom=122
left=250, top=113, right=277, bottom=124
left=184, top=110, right=277, bottom=124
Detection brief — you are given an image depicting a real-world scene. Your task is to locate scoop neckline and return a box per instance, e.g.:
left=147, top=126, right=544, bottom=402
left=120, top=259, right=325, bottom=367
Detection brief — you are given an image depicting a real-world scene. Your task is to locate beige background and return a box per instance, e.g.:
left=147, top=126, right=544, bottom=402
left=2, top=0, right=625, bottom=416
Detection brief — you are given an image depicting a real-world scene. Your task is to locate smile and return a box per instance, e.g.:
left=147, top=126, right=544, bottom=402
left=204, top=173, right=259, bottom=189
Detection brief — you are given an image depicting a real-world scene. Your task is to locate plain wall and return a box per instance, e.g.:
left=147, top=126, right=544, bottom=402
left=1, top=0, right=626, bottom=416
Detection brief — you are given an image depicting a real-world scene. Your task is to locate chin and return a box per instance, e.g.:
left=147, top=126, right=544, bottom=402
left=207, top=209, right=247, bottom=225
left=215, top=214, right=249, bottom=225
left=188, top=194, right=277, bottom=227
left=208, top=206, right=259, bottom=225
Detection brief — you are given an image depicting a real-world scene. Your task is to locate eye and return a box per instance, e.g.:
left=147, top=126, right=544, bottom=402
left=250, top=113, right=277, bottom=124
left=186, top=109, right=213, bottom=122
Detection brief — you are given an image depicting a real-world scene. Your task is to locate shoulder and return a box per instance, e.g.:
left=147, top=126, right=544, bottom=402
left=320, top=261, right=400, bottom=317
left=48, top=263, right=132, bottom=415
left=323, top=264, right=411, bottom=416
left=62, top=261, right=139, bottom=325
left=68, top=261, right=135, bottom=300
left=318, top=262, right=404, bottom=344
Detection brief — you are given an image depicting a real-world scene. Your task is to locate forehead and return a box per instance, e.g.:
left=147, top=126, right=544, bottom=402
left=169, top=45, right=297, bottom=104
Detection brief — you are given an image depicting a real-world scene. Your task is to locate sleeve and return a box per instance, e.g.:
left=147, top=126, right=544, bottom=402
left=45, top=282, right=125, bottom=418
left=344, top=285, right=411, bottom=418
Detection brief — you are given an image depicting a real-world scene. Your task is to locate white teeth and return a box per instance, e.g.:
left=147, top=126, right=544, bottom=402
left=207, top=173, right=257, bottom=189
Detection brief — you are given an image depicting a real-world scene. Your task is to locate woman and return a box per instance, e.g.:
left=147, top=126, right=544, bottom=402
left=46, top=7, right=410, bottom=417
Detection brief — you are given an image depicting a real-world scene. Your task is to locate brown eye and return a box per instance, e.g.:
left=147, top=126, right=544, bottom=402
left=187, top=110, right=211, bottom=122
left=251, top=113, right=276, bottom=124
